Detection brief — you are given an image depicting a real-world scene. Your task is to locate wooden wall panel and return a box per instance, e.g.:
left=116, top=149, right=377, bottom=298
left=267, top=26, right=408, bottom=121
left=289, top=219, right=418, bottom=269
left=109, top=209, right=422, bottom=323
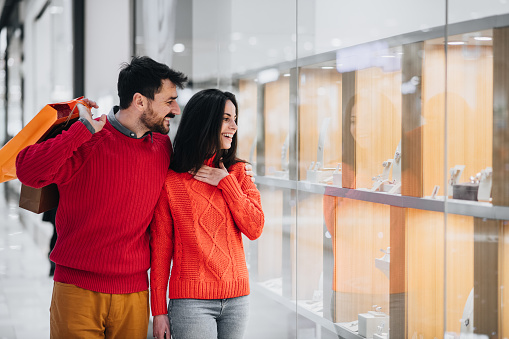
left=298, top=68, right=342, bottom=180
left=445, top=214, right=474, bottom=334
left=402, top=42, right=424, bottom=197
left=502, top=221, right=509, bottom=338
left=474, top=218, right=499, bottom=338
left=264, top=77, right=290, bottom=175
left=390, top=206, right=407, bottom=338
left=237, top=80, right=258, bottom=163
left=421, top=44, right=493, bottom=197
left=333, top=199, right=390, bottom=322
left=407, top=209, right=444, bottom=338
left=493, top=27, right=509, bottom=206
left=296, top=193, right=324, bottom=300
left=354, top=68, right=402, bottom=189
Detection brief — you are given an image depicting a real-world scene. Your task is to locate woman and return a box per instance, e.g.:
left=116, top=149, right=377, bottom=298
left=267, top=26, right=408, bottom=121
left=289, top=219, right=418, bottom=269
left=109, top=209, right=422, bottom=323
left=150, top=89, right=264, bottom=339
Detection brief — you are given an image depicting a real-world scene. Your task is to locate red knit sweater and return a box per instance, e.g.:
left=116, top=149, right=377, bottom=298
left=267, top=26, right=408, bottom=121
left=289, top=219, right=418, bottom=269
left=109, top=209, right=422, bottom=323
left=16, top=120, right=172, bottom=294
left=150, top=160, right=264, bottom=316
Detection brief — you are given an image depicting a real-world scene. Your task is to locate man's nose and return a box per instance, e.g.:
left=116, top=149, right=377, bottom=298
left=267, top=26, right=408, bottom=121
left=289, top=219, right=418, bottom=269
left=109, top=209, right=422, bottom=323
left=172, top=101, right=181, bottom=115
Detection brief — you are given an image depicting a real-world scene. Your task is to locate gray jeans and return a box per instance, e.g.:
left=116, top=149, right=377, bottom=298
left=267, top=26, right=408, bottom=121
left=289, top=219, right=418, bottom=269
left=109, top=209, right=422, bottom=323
left=168, top=296, right=250, bottom=339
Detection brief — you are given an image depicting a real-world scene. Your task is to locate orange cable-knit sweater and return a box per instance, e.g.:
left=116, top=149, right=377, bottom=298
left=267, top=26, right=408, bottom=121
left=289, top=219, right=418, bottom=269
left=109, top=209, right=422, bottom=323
left=150, top=159, right=264, bottom=316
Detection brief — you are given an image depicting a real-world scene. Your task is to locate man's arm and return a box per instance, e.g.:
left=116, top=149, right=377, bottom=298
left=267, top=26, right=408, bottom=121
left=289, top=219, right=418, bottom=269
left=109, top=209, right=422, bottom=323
left=16, top=100, right=106, bottom=187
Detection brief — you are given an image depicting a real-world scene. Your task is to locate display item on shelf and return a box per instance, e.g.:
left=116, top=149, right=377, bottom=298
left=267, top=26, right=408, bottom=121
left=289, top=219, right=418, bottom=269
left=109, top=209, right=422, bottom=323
left=391, top=141, right=402, bottom=183
left=335, top=320, right=359, bottom=333
left=358, top=306, right=390, bottom=338
left=477, top=167, right=493, bottom=202
left=306, top=161, right=336, bottom=183
left=453, top=166, right=493, bottom=202
left=460, top=288, right=474, bottom=336
left=453, top=182, right=479, bottom=201
left=369, top=142, right=402, bottom=194
left=430, top=185, right=440, bottom=199
left=448, top=165, right=466, bottom=196
left=370, top=159, right=395, bottom=192
left=375, top=247, right=390, bottom=279
left=306, top=118, right=338, bottom=183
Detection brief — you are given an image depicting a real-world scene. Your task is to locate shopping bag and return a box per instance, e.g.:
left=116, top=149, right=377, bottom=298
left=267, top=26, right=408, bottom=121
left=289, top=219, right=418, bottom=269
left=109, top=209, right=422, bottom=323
left=0, top=96, right=86, bottom=183
left=19, top=183, right=59, bottom=214
left=0, top=97, right=88, bottom=213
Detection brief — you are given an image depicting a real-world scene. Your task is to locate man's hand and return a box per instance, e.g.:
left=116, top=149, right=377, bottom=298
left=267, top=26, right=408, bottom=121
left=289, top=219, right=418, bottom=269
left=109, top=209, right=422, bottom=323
left=192, top=162, right=229, bottom=186
left=245, top=163, right=255, bottom=183
left=77, top=98, right=106, bottom=133
left=153, top=314, right=170, bottom=339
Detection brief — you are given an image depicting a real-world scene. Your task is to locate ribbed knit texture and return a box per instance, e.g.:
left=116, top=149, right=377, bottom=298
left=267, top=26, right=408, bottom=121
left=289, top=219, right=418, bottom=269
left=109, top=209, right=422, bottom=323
left=16, top=120, right=172, bottom=294
left=150, top=160, right=264, bottom=316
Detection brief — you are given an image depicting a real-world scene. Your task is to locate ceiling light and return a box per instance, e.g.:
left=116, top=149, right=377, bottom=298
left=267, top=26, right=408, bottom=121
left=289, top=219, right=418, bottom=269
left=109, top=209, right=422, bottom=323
left=173, top=43, right=185, bottom=53
left=474, top=36, right=492, bottom=41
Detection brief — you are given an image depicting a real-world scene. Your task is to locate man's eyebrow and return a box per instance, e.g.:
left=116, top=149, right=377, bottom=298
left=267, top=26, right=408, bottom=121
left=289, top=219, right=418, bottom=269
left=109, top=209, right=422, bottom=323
left=166, top=96, right=178, bottom=101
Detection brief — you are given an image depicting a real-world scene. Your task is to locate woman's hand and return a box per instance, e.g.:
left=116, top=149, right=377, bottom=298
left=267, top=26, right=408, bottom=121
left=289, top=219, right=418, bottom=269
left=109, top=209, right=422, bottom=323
left=245, top=163, right=255, bottom=182
left=153, top=314, right=170, bottom=339
left=192, top=162, right=229, bottom=186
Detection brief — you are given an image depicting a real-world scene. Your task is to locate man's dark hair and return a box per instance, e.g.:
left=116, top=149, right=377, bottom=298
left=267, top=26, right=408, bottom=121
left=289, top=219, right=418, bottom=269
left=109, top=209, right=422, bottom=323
left=171, top=89, right=245, bottom=173
left=117, top=56, right=188, bottom=109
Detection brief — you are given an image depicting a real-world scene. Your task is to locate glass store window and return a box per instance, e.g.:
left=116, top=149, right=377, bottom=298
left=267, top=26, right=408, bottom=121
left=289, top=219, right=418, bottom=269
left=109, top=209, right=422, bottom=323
left=135, top=1, right=509, bottom=338
left=31, top=0, right=73, bottom=116
left=6, top=27, right=23, bottom=139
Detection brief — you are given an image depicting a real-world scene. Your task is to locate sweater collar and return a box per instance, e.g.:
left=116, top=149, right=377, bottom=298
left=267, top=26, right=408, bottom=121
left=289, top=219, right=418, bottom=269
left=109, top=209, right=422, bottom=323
left=107, top=106, right=153, bottom=142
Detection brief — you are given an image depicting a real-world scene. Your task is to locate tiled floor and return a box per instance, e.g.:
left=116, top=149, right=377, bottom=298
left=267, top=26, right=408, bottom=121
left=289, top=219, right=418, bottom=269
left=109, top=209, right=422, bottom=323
left=0, top=184, right=54, bottom=339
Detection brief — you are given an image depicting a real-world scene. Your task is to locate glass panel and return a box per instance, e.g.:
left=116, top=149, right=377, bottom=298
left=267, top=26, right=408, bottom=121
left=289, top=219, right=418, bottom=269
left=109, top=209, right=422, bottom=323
left=135, top=0, right=298, bottom=337
left=447, top=2, right=504, bottom=338
left=6, top=29, right=22, bottom=138
left=131, top=1, right=509, bottom=338
left=0, top=28, right=5, bottom=145
left=32, top=0, right=73, bottom=115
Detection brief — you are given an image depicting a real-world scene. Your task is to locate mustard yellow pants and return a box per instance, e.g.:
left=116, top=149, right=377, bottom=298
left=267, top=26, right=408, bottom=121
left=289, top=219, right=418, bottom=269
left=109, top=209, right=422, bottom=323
left=50, top=281, right=149, bottom=339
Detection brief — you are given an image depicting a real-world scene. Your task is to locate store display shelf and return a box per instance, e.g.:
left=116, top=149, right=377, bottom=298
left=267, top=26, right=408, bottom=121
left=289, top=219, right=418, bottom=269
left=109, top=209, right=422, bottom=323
left=251, top=280, right=336, bottom=333
left=255, top=176, right=509, bottom=220
left=334, top=322, right=364, bottom=339
left=256, top=175, right=297, bottom=190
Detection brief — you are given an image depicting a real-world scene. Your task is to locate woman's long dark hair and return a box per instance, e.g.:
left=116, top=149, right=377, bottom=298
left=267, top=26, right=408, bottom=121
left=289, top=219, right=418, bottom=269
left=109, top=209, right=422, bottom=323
left=170, top=89, right=246, bottom=173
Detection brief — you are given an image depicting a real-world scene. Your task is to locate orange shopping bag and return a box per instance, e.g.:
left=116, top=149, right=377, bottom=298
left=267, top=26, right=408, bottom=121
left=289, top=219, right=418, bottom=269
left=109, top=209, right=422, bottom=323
left=0, top=97, right=86, bottom=183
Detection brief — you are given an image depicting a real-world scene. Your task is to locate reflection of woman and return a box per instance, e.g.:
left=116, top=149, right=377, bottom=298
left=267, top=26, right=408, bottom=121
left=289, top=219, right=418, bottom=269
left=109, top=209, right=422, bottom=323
left=150, top=89, right=265, bottom=339
left=324, top=92, right=396, bottom=322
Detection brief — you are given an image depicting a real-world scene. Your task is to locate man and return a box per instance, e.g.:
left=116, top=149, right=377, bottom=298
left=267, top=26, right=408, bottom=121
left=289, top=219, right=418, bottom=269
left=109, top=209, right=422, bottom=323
left=16, top=56, right=253, bottom=338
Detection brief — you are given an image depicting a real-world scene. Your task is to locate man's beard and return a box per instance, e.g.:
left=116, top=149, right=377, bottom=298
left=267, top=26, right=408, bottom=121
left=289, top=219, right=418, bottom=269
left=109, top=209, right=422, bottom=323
left=140, top=106, right=174, bottom=134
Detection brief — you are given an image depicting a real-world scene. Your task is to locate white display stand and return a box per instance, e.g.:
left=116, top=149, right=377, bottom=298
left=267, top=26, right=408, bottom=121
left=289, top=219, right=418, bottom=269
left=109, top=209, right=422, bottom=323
left=370, top=142, right=402, bottom=194
left=358, top=306, right=389, bottom=339
left=448, top=165, right=466, bottom=197
left=375, top=247, right=390, bottom=279
left=477, top=167, right=493, bottom=202
left=459, top=288, right=474, bottom=337
left=306, top=118, right=337, bottom=183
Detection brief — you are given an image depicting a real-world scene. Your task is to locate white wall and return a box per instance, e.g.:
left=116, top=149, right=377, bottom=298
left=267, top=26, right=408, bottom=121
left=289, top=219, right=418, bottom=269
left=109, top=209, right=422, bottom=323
left=84, top=0, right=132, bottom=116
